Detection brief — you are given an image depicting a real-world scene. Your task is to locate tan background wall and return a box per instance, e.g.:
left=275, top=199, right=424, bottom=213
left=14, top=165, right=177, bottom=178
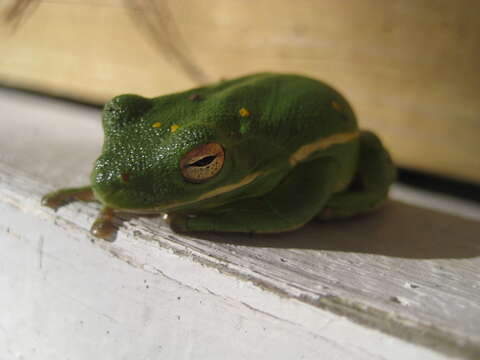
left=1, top=0, right=479, bottom=183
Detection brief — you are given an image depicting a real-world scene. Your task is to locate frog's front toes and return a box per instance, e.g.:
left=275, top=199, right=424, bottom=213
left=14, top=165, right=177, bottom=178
left=90, top=207, right=117, bottom=241
left=41, top=192, right=65, bottom=210
left=41, top=186, right=95, bottom=210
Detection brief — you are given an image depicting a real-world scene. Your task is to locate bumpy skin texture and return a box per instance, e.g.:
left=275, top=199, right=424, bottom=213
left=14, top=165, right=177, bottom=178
left=42, top=73, right=395, bottom=237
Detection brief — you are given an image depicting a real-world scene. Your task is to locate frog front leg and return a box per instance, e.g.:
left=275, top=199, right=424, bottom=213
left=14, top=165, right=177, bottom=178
left=318, top=131, right=396, bottom=219
left=41, top=186, right=96, bottom=209
left=42, top=187, right=118, bottom=240
left=170, top=157, right=338, bottom=233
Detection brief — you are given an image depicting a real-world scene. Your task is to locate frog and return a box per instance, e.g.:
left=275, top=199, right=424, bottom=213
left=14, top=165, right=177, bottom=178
left=42, top=73, right=396, bottom=239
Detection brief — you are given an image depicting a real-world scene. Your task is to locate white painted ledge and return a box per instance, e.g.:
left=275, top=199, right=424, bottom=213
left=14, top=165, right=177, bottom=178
left=1, top=87, right=480, bottom=359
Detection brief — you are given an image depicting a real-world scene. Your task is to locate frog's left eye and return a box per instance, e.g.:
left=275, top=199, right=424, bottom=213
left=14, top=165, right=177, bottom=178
left=180, top=143, right=225, bottom=183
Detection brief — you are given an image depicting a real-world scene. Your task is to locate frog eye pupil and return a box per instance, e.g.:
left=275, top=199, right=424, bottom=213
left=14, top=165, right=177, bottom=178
left=180, top=143, right=225, bottom=183
left=188, top=155, right=216, bottom=167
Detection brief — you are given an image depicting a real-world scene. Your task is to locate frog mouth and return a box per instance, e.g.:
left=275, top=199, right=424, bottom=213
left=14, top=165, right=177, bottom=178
left=92, top=186, right=151, bottom=211
left=149, top=170, right=267, bottom=213
left=93, top=170, right=266, bottom=213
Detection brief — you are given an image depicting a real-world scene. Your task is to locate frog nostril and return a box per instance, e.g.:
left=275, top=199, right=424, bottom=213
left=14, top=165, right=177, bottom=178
left=120, top=173, right=130, bottom=183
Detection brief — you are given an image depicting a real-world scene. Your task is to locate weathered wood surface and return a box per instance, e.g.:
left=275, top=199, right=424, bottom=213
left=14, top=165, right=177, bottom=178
left=1, top=0, right=480, bottom=183
left=1, top=88, right=480, bottom=359
left=1, top=173, right=462, bottom=360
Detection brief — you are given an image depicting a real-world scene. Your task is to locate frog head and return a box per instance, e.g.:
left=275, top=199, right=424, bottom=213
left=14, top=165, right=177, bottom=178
left=91, top=94, right=259, bottom=213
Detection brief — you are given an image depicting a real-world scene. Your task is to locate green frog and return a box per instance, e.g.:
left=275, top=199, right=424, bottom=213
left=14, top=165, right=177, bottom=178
left=42, top=73, right=395, bottom=238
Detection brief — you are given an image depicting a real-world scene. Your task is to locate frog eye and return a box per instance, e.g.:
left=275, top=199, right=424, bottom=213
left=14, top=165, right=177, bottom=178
left=180, top=143, right=225, bottom=183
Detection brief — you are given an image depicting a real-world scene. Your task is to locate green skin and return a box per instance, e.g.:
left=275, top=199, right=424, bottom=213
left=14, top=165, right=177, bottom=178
left=42, top=73, right=395, bottom=239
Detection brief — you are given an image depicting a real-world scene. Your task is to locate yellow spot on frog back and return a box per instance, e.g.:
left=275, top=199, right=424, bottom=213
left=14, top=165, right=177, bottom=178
left=170, top=124, right=180, bottom=132
left=239, top=107, right=250, bottom=117
left=152, top=122, right=162, bottom=128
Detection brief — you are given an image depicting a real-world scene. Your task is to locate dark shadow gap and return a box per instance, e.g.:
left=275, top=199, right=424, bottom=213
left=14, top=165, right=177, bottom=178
left=397, top=168, right=480, bottom=203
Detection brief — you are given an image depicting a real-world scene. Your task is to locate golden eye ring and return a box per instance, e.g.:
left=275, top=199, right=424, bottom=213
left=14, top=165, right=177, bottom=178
left=180, top=143, right=225, bottom=183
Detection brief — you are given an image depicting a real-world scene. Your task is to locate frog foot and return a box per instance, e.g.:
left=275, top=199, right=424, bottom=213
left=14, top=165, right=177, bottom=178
left=41, top=186, right=95, bottom=210
left=90, top=207, right=117, bottom=241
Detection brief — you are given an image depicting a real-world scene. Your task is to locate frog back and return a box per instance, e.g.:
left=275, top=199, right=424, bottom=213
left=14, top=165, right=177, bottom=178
left=204, top=73, right=358, bottom=154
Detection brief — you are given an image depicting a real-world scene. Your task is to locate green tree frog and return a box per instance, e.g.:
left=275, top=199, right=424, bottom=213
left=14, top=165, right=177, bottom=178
left=42, top=73, right=395, bottom=239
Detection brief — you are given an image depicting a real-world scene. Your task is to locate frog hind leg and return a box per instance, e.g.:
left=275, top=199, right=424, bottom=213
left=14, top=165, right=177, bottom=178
left=318, top=130, right=396, bottom=220
left=169, top=157, right=338, bottom=234
left=41, top=186, right=96, bottom=209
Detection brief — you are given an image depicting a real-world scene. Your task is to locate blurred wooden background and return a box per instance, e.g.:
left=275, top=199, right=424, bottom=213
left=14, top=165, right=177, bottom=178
left=1, top=0, right=479, bottom=184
